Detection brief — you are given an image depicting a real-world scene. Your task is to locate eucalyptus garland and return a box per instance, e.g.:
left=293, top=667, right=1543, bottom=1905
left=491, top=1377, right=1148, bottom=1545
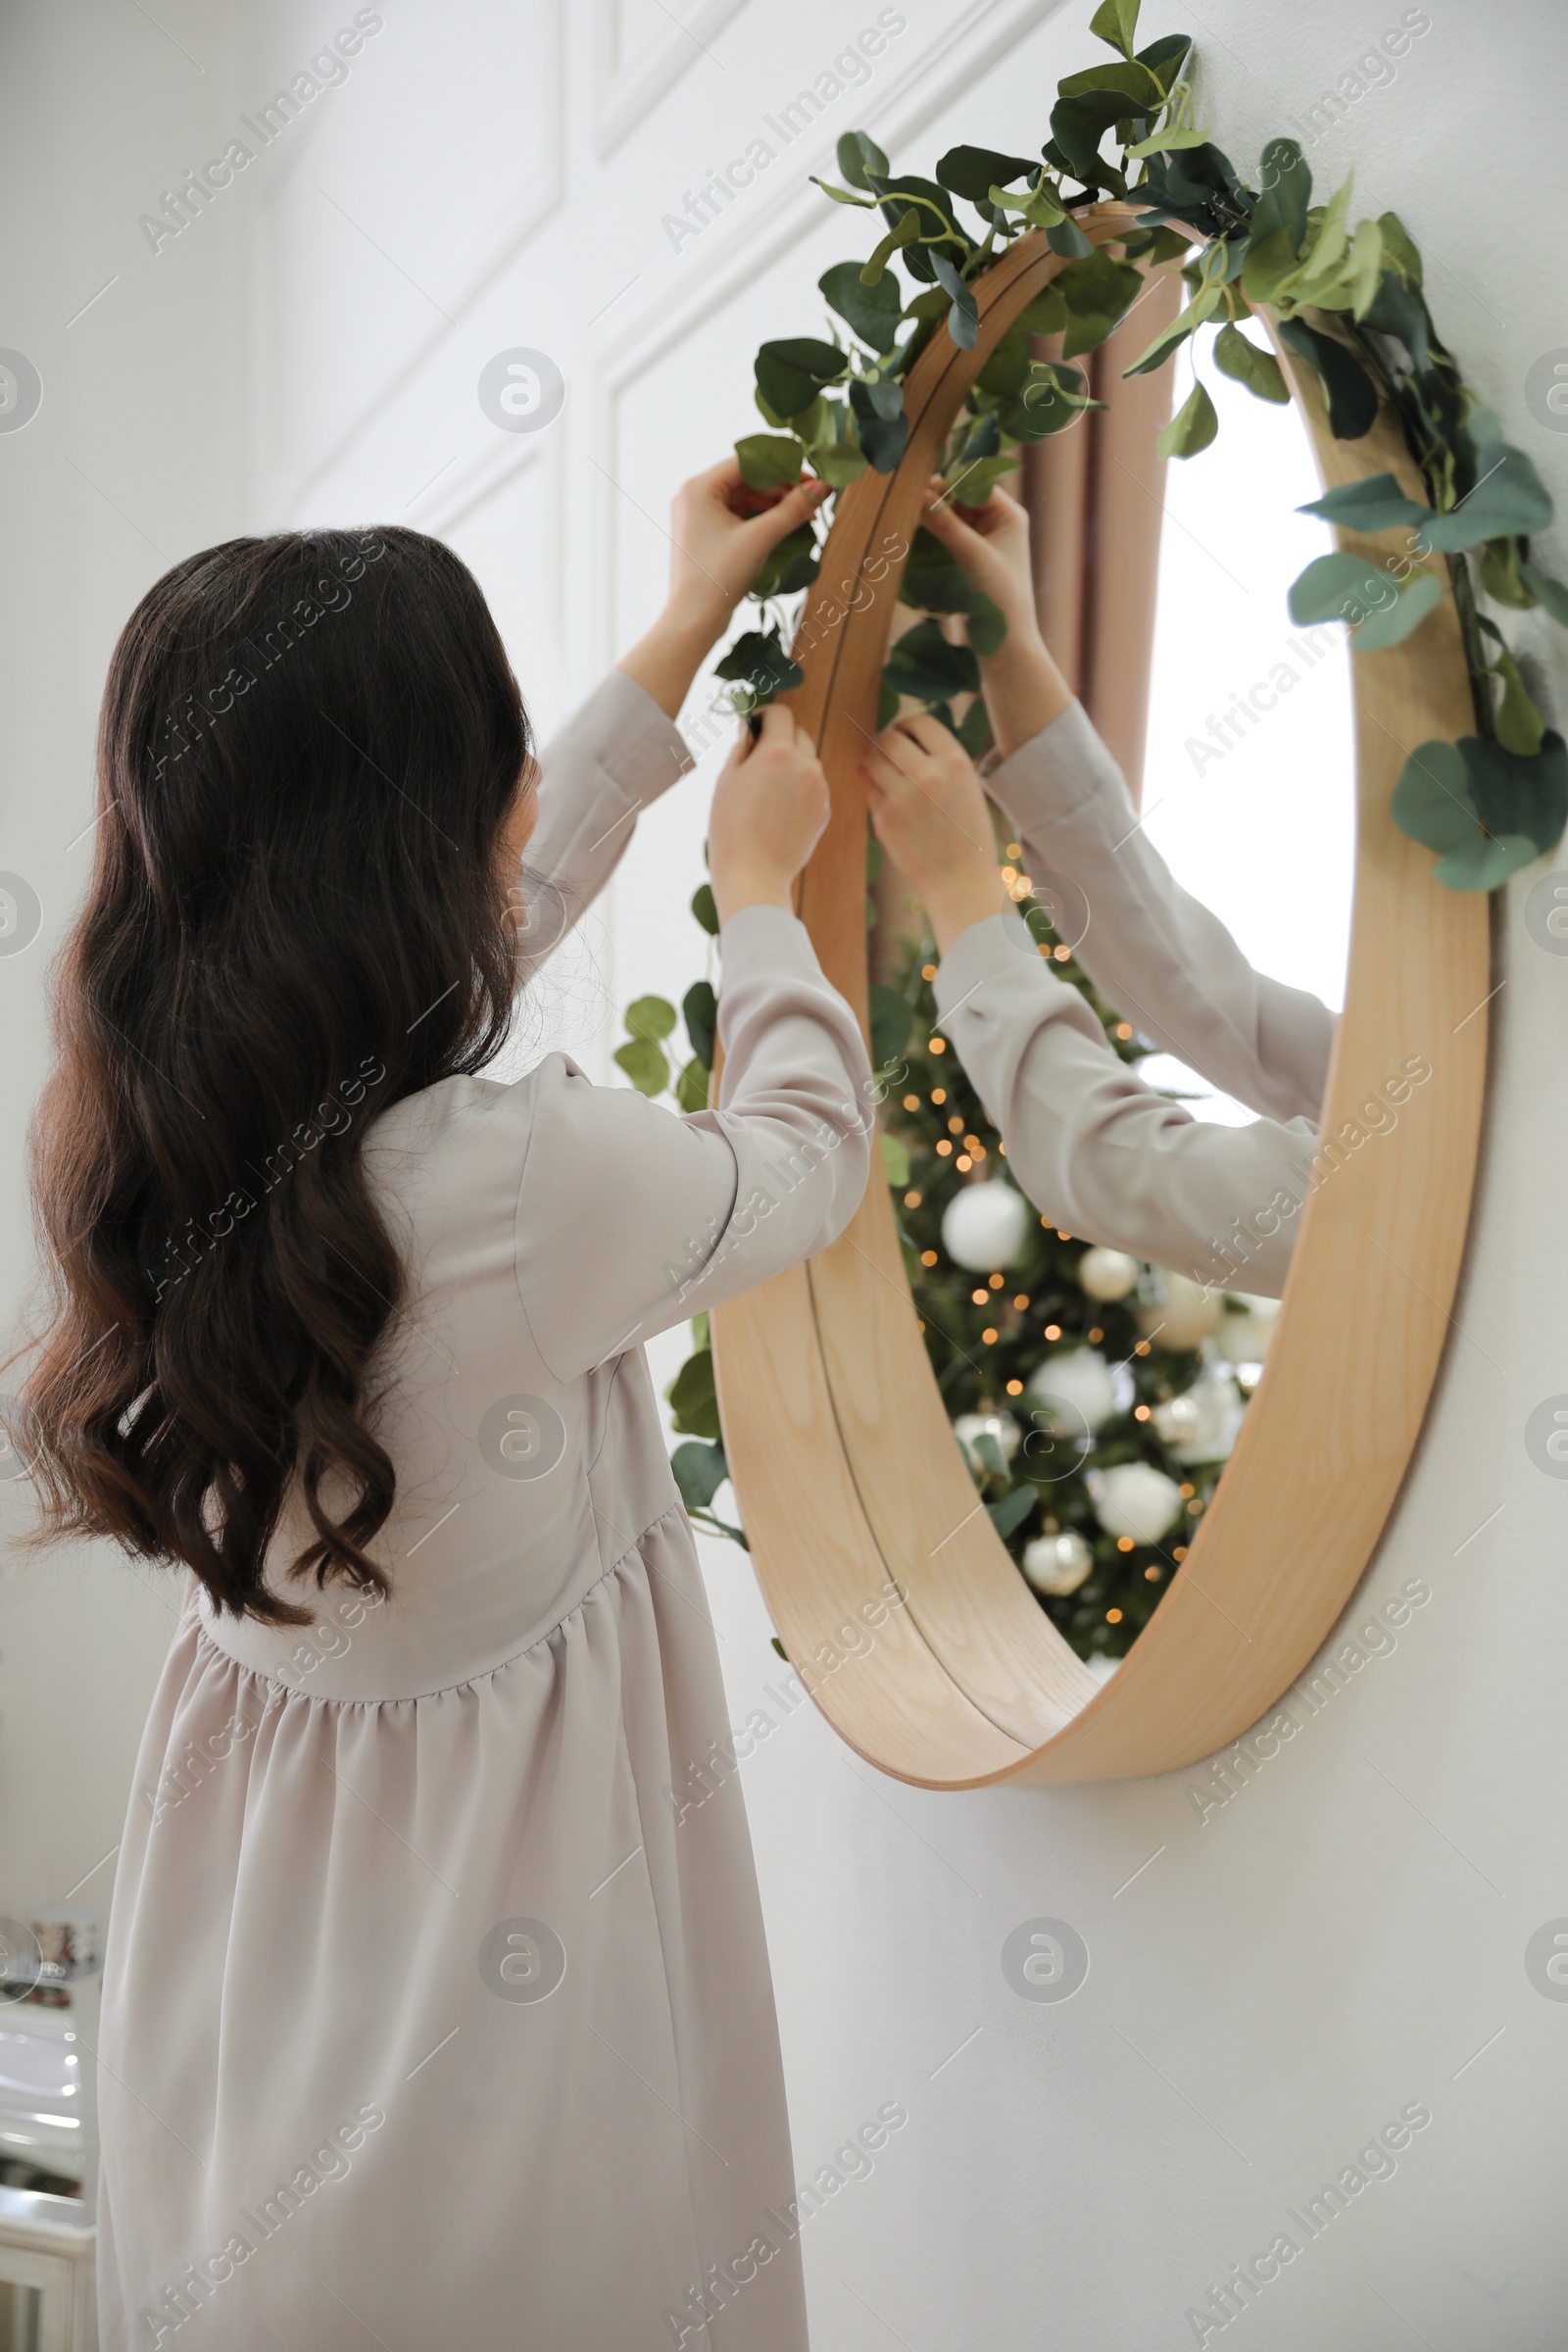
left=618, top=0, right=1567, bottom=1648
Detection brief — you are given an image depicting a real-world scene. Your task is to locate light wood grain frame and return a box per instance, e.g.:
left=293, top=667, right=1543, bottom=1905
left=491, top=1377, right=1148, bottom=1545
left=710, top=214, right=1490, bottom=1788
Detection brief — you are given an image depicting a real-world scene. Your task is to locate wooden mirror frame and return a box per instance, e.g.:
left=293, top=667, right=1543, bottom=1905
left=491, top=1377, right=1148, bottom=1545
left=710, top=211, right=1490, bottom=1788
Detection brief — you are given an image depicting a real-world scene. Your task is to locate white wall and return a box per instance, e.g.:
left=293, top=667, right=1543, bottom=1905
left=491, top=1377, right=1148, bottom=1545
left=4, top=1, right=1565, bottom=2342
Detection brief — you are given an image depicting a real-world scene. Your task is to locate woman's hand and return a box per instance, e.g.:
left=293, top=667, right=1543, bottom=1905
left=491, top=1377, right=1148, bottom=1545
left=919, top=480, right=1072, bottom=759
left=619, top=459, right=830, bottom=720
left=861, top=713, right=1006, bottom=955
left=708, top=704, right=831, bottom=925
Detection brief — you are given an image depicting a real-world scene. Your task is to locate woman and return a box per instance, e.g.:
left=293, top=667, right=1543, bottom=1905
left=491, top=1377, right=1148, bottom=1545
left=19, top=463, right=864, bottom=2347
left=862, top=485, right=1357, bottom=1300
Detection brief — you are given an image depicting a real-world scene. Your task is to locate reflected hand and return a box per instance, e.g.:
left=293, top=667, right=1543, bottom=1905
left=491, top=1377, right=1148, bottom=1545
left=709, top=704, right=831, bottom=924
left=861, top=713, right=1005, bottom=955
left=919, top=477, right=1071, bottom=760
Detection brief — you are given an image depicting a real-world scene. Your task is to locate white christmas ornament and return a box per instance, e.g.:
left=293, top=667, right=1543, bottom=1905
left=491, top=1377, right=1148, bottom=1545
left=1026, top=1348, right=1117, bottom=1439
left=941, top=1181, right=1031, bottom=1272
left=1021, top=1529, right=1094, bottom=1596
left=1077, top=1246, right=1137, bottom=1301
left=954, top=1411, right=1020, bottom=1472
left=1152, top=1365, right=1245, bottom=1465
left=1213, top=1293, right=1282, bottom=1366
left=1138, top=1271, right=1221, bottom=1350
left=1091, top=1461, right=1184, bottom=1544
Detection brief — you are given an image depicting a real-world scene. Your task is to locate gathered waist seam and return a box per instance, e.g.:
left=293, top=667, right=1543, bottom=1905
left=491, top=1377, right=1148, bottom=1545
left=187, top=1503, right=687, bottom=1710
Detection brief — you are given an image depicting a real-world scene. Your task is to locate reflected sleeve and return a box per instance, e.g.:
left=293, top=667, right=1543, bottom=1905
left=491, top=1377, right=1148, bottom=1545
left=518, top=669, right=695, bottom=947
left=984, top=700, right=1336, bottom=1124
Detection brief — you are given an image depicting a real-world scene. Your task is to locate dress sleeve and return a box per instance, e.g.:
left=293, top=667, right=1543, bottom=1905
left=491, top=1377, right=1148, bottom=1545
left=517, top=668, right=694, bottom=949
left=514, top=906, right=874, bottom=1380
left=934, top=911, right=1317, bottom=1300
left=983, top=700, right=1335, bottom=1125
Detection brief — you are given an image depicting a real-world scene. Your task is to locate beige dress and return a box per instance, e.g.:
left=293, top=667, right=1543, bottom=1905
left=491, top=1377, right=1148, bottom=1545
left=97, top=670, right=872, bottom=2351
left=938, top=701, right=1338, bottom=1298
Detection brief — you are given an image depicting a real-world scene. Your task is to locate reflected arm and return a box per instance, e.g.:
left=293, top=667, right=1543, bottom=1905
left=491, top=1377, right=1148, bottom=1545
left=985, top=702, right=1336, bottom=1124
left=519, top=670, right=693, bottom=941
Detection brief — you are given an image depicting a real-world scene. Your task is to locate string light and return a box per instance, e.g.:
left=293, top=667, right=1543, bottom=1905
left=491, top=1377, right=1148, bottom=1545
left=1087, top=1325, right=1102, bottom=1342
left=1173, top=1544, right=1188, bottom=1561
left=1044, top=1322, right=1061, bottom=1340
left=1134, top=1340, right=1151, bottom=1356
left=1116, top=1537, right=1134, bottom=1552
left=1005, top=1378, right=1023, bottom=1396
left=931, top=1088, right=947, bottom=1104
left=971, top=1289, right=989, bottom=1306
left=1005, top=842, right=1021, bottom=858
left=936, top=1140, right=953, bottom=1156
left=930, top=1036, right=946, bottom=1054
left=956, top=1152, right=972, bottom=1171
left=988, top=1273, right=1004, bottom=1290
left=1105, top=1608, right=1123, bottom=1625
left=920, top=1250, right=938, bottom=1267
left=1115, top=1022, right=1133, bottom=1040
left=1012, top=1294, right=1029, bottom=1310
left=903, top=1093, right=920, bottom=1111
left=921, top=963, right=937, bottom=981
left=982, top=1327, right=998, bottom=1344
left=1134, top=1403, right=1151, bottom=1421
left=1145, top=1564, right=1162, bottom=1581
left=904, top=1189, right=922, bottom=1208
left=1054, top=945, right=1071, bottom=961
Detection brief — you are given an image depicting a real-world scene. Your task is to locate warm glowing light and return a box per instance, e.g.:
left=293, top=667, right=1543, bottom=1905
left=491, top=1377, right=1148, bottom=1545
left=1087, top=1324, right=1102, bottom=1341
left=931, top=1088, right=947, bottom=1104
left=1012, top=1295, right=1029, bottom=1310
left=904, top=1190, right=922, bottom=1208
left=920, top=1250, right=939, bottom=1267
left=982, top=1327, right=998, bottom=1344
left=956, top=1153, right=972, bottom=1171
left=930, top=1036, right=946, bottom=1054
left=1134, top=1341, right=1151, bottom=1356
left=971, top=1289, right=989, bottom=1306
left=1187, top=1498, right=1202, bottom=1515
left=1005, top=1379, right=1023, bottom=1396
left=1006, top=842, right=1021, bottom=858
left=988, top=1273, right=1004, bottom=1290
left=948, top=1115, right=964, bottom=1134
left=1134, top=1404, right=1151, bottom=1421
left=1173, top=1544, right=1188, bottom=1561
left=1116, top=1536, right=1134, bottom=1552
left=1044, top=1323, right=1061, bottom=1341
left=1054, top=944, right=1071, bottom=961
left=1179, top=1483, right=1195, bottom=1497
left=1105, top=1607, right=1123, bottom=1624
left=1144, top=1564, right=1161, bottom=1581
left=1115, top=1022, right=1132, bottom=1040
left=903, top=1094, right=920, bottom=1112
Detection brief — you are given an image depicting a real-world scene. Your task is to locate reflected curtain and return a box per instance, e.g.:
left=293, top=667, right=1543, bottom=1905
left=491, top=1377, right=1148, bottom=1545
left=1018, top=265, right=1184, bottom=808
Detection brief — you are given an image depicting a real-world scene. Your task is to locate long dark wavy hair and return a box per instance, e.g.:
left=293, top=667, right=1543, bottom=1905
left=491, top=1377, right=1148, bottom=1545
left=16, top=526, right=529, bottom=1623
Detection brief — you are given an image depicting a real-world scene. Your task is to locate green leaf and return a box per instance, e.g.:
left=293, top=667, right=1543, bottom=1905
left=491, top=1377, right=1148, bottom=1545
left=1125, top=125, right=1212, bottom=159
left=1015, top=285, right=1069, bottom=336
left=755, top=337, right=846, bottom=420
left=1521, top=562, right=1568, bottom=630
left=675, top=1056, right=710, bottom=1114
left=884, top=618, right=981, bottom=705
left=880, top=1131, right=910, bottom=1189
left=956, top=697, right=994, bottom=760
left=614, top=1036, right=668, bottom=1096
left=1089, top=0, right=1140, bottom=56
left=1377, top=208, right=1422, bottom=286
left=683, top=979, right=717, bottom=1069
left=1390, top=741, right=1478, bottom=854
left=869, top=981, right=913, bottom=1068
left=1055, top=251, right=1143, bottom=359
left=876, top=676, right=901, bottom=729
left=1422, top=443, right=1554, bottom=551
left=734, top=433, right=804, bottom=492
left=671, top=1438, right=728, bottom=1512
left=1058, top=58, right=1165, bottom=110
left=1157, top=376, right=1217, bottom=460
left=930, top=252, right=979, bottom=349
left=1294, top=171, right=1354, bottom=294
left=1296, top=472, right=1429, bottom=534
left=1288, top=550, right=1397, bottom=626
left=965, top=592, right=1007, bottom=657
left=626, top=993, right=677, bottom=1042
left=1350, top=568, right=1442, bottom=653
left=838, top=129, right=890, bottom=191
left=1464, top=728, right=1568, bottom=854
left=1212, top=322, right=1289, bottom=404
left=988, top=1484, right=1038, bottom=1540
left=668, top=1348, right=721, bottom=1440
left=936, top=144, right=1038, bottom=200
left=808, top=439, right=866, bottom=488
left=1250, top=136, right=1310, bottom=255
left=944, top=451, right=1021, bottom=508
left=1123, top=282, right=1220, bottom=376
left=1480, top=539, right=1536, bottom=610
left=1240, top=224, right=1304, bottom=309
left=751, top=519, right=819, bottom=600
left=1047, top=215, right=1095, bottom=262
left=818, top=260, right=902, bottom=352
left=1276, top=317, right=1377, bottom=440
left=715, top=627, right=804, bottom=702
left=809, top=176, right=877, bottom=209
left=1481, top=630, right=1545, bottom=756
left=849, top=376, right=908, bottom=472
left=1434, top=832, right=1540, bottom=892
left=691, top=882, right=719, bottom=937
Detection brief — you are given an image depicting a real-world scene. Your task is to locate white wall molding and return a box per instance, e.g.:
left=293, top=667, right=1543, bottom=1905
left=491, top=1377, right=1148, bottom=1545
left=594, top=0, right=751, bottom=157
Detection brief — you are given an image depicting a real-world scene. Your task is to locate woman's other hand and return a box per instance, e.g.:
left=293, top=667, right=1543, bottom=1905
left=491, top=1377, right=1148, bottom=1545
left=919, top=481, right=1072, bottom=759
left=619, top=459, right=829, bottom=720
left=861, top=712, right=1006, bottom=955
left=708, top=704, right=831, bottom=925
